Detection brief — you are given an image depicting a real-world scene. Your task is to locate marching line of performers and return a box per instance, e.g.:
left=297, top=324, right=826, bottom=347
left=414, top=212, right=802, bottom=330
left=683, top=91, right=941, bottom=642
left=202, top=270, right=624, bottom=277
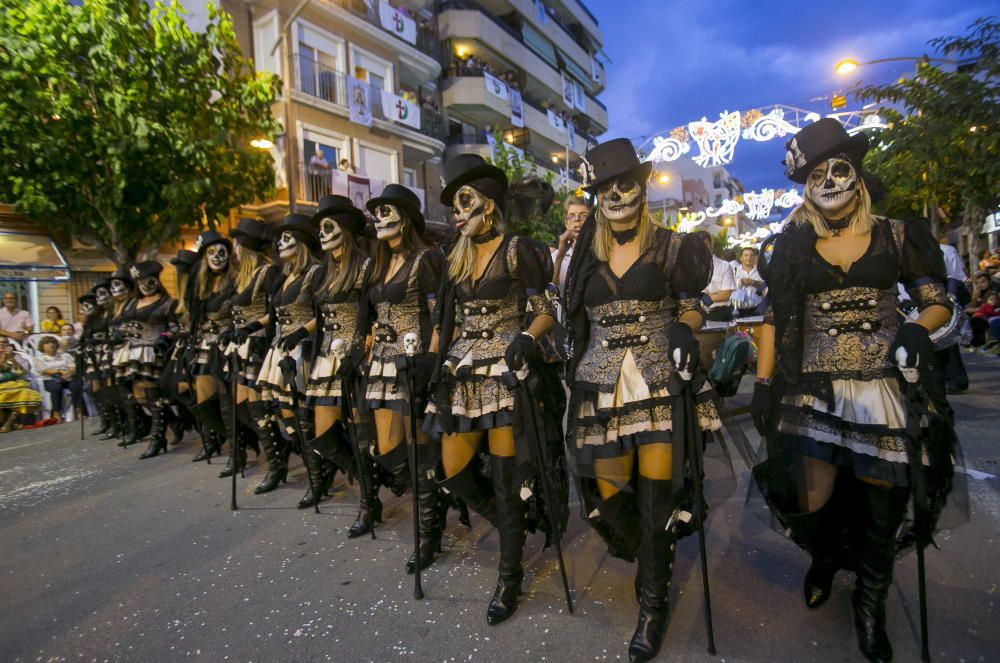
left=73, top=123, right=965, bottom=663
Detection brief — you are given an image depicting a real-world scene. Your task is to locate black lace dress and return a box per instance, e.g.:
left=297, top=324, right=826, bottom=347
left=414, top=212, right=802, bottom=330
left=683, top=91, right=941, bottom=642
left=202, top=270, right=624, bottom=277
left=119, top=294, right=178, bottom=382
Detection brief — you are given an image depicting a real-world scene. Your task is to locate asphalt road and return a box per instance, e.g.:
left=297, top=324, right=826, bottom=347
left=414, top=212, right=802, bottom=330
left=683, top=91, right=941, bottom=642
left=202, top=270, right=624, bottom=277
left=1, top=352, right=998, bottom=662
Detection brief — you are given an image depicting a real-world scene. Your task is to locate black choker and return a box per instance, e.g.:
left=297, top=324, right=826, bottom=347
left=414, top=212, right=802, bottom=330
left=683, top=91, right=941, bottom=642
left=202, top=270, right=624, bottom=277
left=825, top=218, right=851, bottom=237
left=471, top=227, right=501, bottom=244
left=610, top=225, right=638, bottom=245
left=388, top=243, right=406, bottom=255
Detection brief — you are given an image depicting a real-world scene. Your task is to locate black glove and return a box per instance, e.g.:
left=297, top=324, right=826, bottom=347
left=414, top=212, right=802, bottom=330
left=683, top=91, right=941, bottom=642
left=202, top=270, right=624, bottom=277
left=750, top=380, right=772, bottom=436
left=154, top=333, right=172, bottom=357
left=279, top=327, right=309, bottom=352
left=234, top=321, right=263, bottom=344
left=504, top=333, right=537, bottom=371
left=336, top=348, right=364, bottom=378
left=668, top=321, right=699, bottom=372
left=413, top=352, right=438, bottom=392
left=888, top=322, right=933, bottom=372
left=216, top=328, right=235, bottom=346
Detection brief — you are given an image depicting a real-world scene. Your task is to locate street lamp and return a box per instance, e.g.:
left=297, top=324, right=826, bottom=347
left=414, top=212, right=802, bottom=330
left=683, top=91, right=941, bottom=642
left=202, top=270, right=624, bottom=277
left=251, top=138, right=274, bottom=150
left=834, top=56, right=958, bottom=75
left=657, top=173, right=670, bottom=184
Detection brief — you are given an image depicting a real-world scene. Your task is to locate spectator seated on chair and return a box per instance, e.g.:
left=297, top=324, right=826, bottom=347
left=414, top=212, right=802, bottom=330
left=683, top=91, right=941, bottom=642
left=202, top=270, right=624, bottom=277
left=31, top=335, right=82, bottom=424
left=0, top=337, right=41, bottom=432
left=40, top=306, right=67, bottom=333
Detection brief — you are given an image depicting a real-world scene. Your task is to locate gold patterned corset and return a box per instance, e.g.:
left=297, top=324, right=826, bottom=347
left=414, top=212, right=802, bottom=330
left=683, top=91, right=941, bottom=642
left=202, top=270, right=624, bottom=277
left=448, top=291, right=522, bottom=362
left=274, top=301, right=313, bottom=337
left=575, top=299, right=675, bottom=390
left=319, top=301, right=361, bottom=354
left=123, top=320, right=163, bottom=345
left=801, top=286, right=898, bottom=376
left=371, top=299, right=422, bottom=359
left=232, top=302, right=267, bottom=335
left=200, top=307, right=233, bottom=335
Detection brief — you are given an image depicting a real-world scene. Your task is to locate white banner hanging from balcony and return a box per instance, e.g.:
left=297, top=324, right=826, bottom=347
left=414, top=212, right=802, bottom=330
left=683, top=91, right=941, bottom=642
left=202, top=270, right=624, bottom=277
left=547, top=109, right=566, bottom=132
left=561, top=72, right=575, bottom=108
left=380, top=90, right=421, bottom=130
left=483, top=72, right=510, bottom=101
left=378, top=2, right=417, bottom=45
left=347, top=77, right=372, bottom=127
left=510, top=89, right=524, bottom=128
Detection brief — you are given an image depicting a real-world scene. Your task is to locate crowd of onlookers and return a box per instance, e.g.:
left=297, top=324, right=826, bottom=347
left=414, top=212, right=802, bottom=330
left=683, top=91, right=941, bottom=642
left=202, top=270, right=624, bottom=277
left=967, top=249, right=1000, bottom=353
left=0, top=292, right=87, bottom=433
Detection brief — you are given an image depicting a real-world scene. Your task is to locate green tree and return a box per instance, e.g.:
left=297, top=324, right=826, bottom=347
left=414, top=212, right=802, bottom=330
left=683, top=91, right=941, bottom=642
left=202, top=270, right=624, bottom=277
left=486, top=129, right=571, bottom=245
left=854, top=17, right=999, bottom=264
left=0, top=0, right=281, bottom=265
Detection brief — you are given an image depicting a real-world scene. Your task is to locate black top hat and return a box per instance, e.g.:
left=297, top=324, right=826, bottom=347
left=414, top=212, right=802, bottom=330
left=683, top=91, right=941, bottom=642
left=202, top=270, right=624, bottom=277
left=580, top=138, right=653, bottom=193
left=110, top=267, right=134, bottom=285
left=77, top=293, right=97, bottom=305
left=129, top=261, right=163, bottom=281
left=783, top=118, right=870, bottom=184
left=277, top=213, right=320, bottom=254
left=91, top=277, right=111, bottom=294
left=439, top=154, right=508, bottom=206
left=193, top=229, right=232, bottom=256
left=170, top=249, right=199, bottom=273
left=313, top=195, right=366, bottom=237
left=367, top=184, right=425, bottom=234
left=230, top=218, right=273, bottom=253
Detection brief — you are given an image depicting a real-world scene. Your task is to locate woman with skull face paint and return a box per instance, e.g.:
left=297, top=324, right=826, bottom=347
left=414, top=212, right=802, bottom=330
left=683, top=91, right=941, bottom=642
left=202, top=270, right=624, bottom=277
left=108, top=267, right=150, bottom=448
left=189, top=230, right=244, bottom=465
left=82, top=279, right=120, bottom=438
left=362, top=184, right=447, bottom=574
left=749, top=119, right=965, bottom=663
left=155, top=249, right=201, bottom=447
left=255, top=214, right=323, bottom=486
left=424, top=155, right=562, bottom=625
left=115, top=261, right=179, bottom=459
left=563, top=139, right=719, bottom=663
left=222, top=219, right=285, bottom=493
left=300, top=196, right=372, bottom=514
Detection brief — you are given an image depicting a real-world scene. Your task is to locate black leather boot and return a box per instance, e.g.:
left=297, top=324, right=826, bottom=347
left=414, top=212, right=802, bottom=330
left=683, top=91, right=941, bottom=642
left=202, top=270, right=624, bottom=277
left=235, top=402, right=260, bottom=457
left=591, top=489, right=641, bottom=563
left=298, top=427, right=339, bottom=509
left=190, top=400, right=225, bottom=462
left=117, top=387, right=142, bottom=448
left=348, top=448, right=383, bottom=538
left=785, top=500, right=844, bottom=609
left=139, top=400, right=169, bottom=459
left=218, top=426, right=248, bottom=478
left=251, top=404, right=288, bottom=494
left=99, top=400, right=123, bottom=440
left=371, top=442, right=411, bottom=496
left=628, top=477, right=676, bottom=663
left=436, top=459, right=499, bottom=528
left=92, top=390, right=112, bottom=436
left=852, top=483, right=909, bottom=663
left=486, top=455, right=526, bottom=625
left=406, top=456, right=444, bottom=575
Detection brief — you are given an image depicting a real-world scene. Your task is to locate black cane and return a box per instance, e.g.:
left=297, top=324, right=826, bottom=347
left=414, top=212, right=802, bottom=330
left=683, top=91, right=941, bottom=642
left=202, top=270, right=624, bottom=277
left=402, top=333, right=424, bottom=600
left=342, top=366, right=376, bottom=539
left=676, top=355, right=716, bottom=655
left=229, top=350, right=240, bottom=512
left=280, top=354, right=320, bottom=514
left=517, top=369, right=574, bottom=615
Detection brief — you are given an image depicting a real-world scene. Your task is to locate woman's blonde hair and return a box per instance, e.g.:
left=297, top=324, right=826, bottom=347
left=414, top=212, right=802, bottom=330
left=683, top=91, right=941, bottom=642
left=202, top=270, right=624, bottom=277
left=282, top=242, right=314, bottom=277
left=320, top=226, right=364, bottom=297
left=591, top=200, right=654, bottom=263
left=790, top=177, right=873, bottom=238
left=447, top=202, right=504, bottom=283
left=194, top=256, right=233, bottom=301
left=235, top=245, right=270, bottom=292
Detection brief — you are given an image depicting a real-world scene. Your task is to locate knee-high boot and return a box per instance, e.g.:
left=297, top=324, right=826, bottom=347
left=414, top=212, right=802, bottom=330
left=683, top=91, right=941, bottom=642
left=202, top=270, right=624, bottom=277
left=250, top=402, right=288, bottom=494
left=436, top=459, right=498, bottom=528
left=117, top=386, right=142, bottom=448
left=92, top=389, right=111, bottom=436
left=348, top=446, right=383, bottom=538
left=298, top=423, right=344, bottom=509
left=190, top=400, right=225, bottom=462
left=852, top=482, right=909, bottom=663
left=219, top=402, right=260, bottom=478
left=486, top=455, right=527, bottom=625
left=371, top=442, right=411, bottom=496
left=591, top=489, right=641, bottom=563
left=406, top=454, right=444, bottom=575
left=139, top=398, right=169, bottom=459
left=215, top=392, right=238, bottom=477
left=98, top=390, right=123, bottom=439
left=628, top=477, right=676, bottom=663
left=785, top=499, right=845, bottom=609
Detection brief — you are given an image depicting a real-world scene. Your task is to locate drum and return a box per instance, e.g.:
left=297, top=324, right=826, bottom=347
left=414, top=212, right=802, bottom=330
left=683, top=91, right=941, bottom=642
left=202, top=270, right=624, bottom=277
left=904, top=296, right=971, bottom=349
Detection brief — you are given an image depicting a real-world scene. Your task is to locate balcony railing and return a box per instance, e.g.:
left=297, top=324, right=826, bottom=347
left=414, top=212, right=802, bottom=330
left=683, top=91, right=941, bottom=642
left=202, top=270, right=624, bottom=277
left=295, top=58, right=447, bottom=141
left=331, top=0, right=442, bottom=61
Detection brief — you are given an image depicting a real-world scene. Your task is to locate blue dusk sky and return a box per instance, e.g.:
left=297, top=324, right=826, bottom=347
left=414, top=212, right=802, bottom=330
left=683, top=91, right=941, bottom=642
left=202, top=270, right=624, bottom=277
left=586, top=0, right=995, bottom=191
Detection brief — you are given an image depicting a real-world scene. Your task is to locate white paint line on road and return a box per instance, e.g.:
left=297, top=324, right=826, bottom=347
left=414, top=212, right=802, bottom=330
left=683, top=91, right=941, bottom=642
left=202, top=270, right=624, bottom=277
left=963, top=467, right=999, bottom=481
left=0, top=470, right=97, bottom=502
left=0, top=439, right=52, bottom=453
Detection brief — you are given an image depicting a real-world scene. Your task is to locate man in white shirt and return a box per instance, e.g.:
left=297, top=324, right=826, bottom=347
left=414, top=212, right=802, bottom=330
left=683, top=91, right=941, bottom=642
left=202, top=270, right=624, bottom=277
left=697, top=232, right=736, bottom=322
left=0, top=291, right=33, bottom=342
left=938, top=241, right=969, bottom=393
left=732, top=246, right=764, bottom=316
left=551, top=195, right=588, bottom=297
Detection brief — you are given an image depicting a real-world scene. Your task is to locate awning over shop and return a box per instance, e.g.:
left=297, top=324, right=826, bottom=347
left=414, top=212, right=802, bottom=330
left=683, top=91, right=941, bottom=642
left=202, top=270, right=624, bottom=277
left=0, top=231, right=71, bottom=281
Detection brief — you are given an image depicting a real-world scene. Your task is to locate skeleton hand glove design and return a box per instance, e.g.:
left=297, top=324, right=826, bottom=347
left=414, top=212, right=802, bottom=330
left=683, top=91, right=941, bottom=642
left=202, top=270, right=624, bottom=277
left=668, top=322, right=699, bottom=372
left=888, top=322, right=933, bottom=373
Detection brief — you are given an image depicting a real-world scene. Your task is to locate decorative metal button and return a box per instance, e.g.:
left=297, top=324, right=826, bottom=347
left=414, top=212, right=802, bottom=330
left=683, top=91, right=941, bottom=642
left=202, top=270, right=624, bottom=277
left=461, top=331, right=468, bottom=339
left=373, top=321, right=381, bottom=329
left=868, top=299, right=878, bottom=307
left=640, top=335, right=649, bottom=342
left=828, top=328, right=838, bottom=336
left=601, top=340, right=609, bottom=348
left=861, top=322, right=872, bottom=330
left=481, top=306, right=488, bottom=314
left=332, top=323, right=341, bottom=331
left=821, top=302, right=832, bottom=310
left=638, top=315, right=646, bottom=323
left=463, top=308, right=470, bottom=315
left=481, top=331, right=489, bottom=339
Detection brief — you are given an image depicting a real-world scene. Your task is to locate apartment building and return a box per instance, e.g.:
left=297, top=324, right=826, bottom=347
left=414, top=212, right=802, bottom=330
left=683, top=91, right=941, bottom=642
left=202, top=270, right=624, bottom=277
left=436, top=0, right=608, bottom=189
left=645, top=157, right=748, bottom=236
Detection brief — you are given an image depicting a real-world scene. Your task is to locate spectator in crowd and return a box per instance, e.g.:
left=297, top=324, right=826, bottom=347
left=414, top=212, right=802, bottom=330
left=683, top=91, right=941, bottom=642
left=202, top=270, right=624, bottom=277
left=40, top=306, right=66, bottom=333
left=0, top=337, right=41, bottom=432
left=696, top=231, right=736, bottom=322
left=338, top=158, right=355, bottom=174
left=732, top=246, right=764, bottom=317
left=308, top=145, right=331, bottom=199
left=551, top=195, right=589, bottom=297
left=938, top=240, right=970, bottom=392
left=969, top=289, right=1000, bottom=350
left=32, top=335, right=82, bottom=424
left=978, top=248, right=1000, bottom=275
left=59, top=324, right=79, bottom=352
left=966, top=272, right=997, bottom=314
left=0, top=291, right=33, bottom=342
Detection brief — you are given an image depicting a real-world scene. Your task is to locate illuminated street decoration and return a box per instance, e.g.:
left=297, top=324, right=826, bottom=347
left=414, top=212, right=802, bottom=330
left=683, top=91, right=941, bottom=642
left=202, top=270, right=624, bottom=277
left=775, top=189, right=804, bottom=208
left=742, top=108, right=800, bottom=142
left=743, top=188, right=775, bottom=220
left=689, top=111, right=741, bottom=167
left=706, top=198, right=744, bottom=217
left=676, top=211, right=707, bottom=233
left=847, top=114, right=888, bottom=134
left=647, top=135, right=690, bottom=163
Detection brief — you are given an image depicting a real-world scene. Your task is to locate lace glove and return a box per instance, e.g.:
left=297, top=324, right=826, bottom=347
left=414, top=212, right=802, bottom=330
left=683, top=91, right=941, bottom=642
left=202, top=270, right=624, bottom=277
left=668, top=322, right=699, bottom=372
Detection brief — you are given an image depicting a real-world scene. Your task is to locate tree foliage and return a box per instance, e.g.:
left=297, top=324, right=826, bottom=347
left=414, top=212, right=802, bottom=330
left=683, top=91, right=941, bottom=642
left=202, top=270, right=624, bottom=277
left=855, top=18, right=999, bottom=233
left=0, top=0, right=281, bottom=265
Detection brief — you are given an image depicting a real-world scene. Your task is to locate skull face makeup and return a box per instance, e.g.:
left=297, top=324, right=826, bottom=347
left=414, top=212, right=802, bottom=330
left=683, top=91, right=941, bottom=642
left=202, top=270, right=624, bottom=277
left=138, top=276, right=160, bottom=296
left=452, top=185, right=490, bottom=237
left=807, top=157, right=858, bottom=217
left=319, top=218, right=345, bottom=253
left=276, top=231, right=298, bottom=260
left=110, top=278, right=130, bottom=299
left=206, top=243, right=230, bottom=273
left=598, top=178, right=643, bottom=224
left=374, top=204, right=404, bottom=241
left=81, top=301, right=97, bottom=316
left=94, top=287, right=111, bottom=307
